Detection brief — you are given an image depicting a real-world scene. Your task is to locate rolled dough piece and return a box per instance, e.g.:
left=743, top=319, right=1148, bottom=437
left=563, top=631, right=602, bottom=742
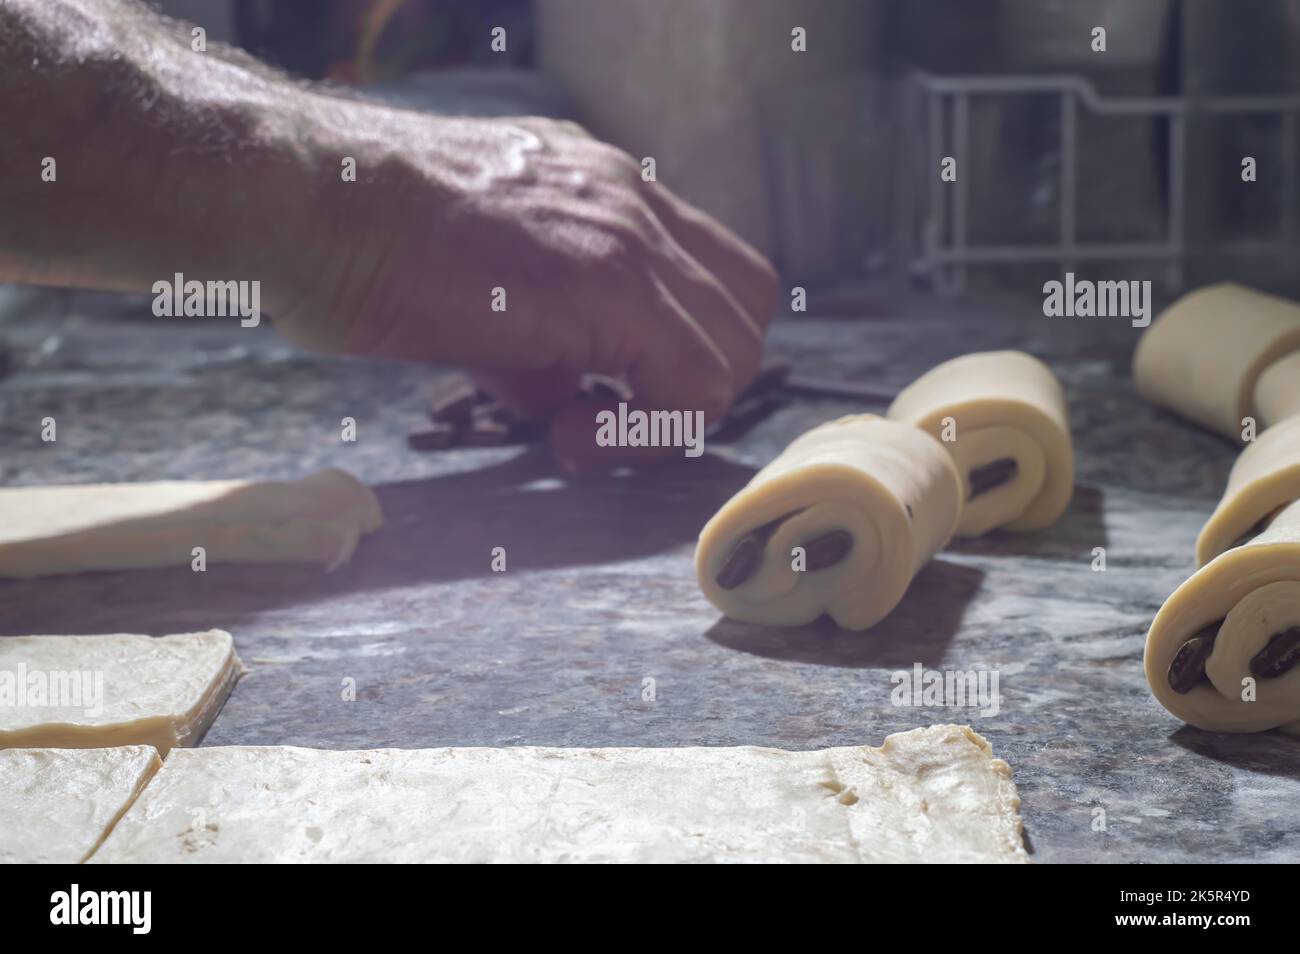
left=1254, top=350, right=1300, bottom=430
left=1196, top=414, right=1300, bottom=566
left=694, top=414, right=961, bottom=630
left=1134, top=282, right=1300, bottom=439
left=0, top=630, right=242, bottom=755
left=886, top=350, right=1074, bottom=535
left=1145, top=499, right=1300, bottom=734
left=0, top=746, right=160, bottom=863
left=0, top=467, right=383, bottom=578
left=88, top=725, right=1028, bottom=863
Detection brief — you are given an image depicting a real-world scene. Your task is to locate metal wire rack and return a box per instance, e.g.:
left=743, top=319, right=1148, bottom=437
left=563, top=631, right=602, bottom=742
left=907, top=70, right=1300, bottom=296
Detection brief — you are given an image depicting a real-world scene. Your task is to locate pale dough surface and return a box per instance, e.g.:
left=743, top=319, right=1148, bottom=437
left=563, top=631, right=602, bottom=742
left=0, top=745, right=160, bottom=863
left=1134, top=282, right=1300, bottom=439
left=695, top=414, right=961, bottom=630
left=1254, top=350, right=1300, bottom=430
left=1197, top=414, right=1300, bottom=566
left=0, top=630, right=242, bottom=755
left=887, top=350, right=1074, bottom=535
left=88, top=725, right=1028, bottom=864
left=1146, top=499, right=1300, bottom=733
left=0, top=467, right=383, bottom=578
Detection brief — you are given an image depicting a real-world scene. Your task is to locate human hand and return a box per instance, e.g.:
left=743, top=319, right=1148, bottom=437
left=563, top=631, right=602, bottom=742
left=274, top=110, right=779, bottom=472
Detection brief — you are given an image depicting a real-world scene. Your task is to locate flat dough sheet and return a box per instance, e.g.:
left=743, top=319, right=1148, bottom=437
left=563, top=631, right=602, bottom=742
left=0, top=746, right=160, bottom=863
left=0, top=630, right=242, bottom=755
left=88, top=724, right=1029, bottom=863
left=0, top=467, right=382, bottom=578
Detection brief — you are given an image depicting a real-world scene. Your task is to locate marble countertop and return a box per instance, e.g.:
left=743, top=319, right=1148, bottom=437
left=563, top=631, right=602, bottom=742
left=2, top=286, right=1296, bottom=864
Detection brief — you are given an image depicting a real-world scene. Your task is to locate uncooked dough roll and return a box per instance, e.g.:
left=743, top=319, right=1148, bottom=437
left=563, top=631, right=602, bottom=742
left=1145, top=499, right=1300, bottom=734
left=1254, top=351, right=1300, bottom=430
left=695, top=414, right=961, bottom=630
left=1134, top=282, right=1300, bottom=439
left=1196, top=414, right=1300, bottom=566
left=886, top=350, right=1073, bottom=536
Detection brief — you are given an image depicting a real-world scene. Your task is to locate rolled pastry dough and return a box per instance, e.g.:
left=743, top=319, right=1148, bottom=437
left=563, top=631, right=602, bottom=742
left=0, top=468, right=383, bottom=578
left=0, top=746, right=160, bottom=863
left=695, top=414, right=961, bottom=630
left=887, top=350, right=1074, bottom=535
left=88, top=725, right=1029, bottom=864
left=1145, top=499, right=1300, bottom=733
left=1134, top=283, right=1300, bottom=439
left=1254, top=351, right=1300, bottom=430
left=1196, top=415, right=1300, bottom=566
left=0, top=630, right=242, bottom=755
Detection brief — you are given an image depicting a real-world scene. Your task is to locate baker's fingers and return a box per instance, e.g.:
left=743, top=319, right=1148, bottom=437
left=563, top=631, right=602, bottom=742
left=566, top=179, right=763, bottom=396
left=470, top=366, right=580, bottom=420
left=525, top=125, right=777, bottom=344
left=549, top=275, right=733, bottom=475
left=627, top=272, right=736, bottom=422
left=641, top=182, right=781, bottom=334
left=647, top=235, right=765, bottom=394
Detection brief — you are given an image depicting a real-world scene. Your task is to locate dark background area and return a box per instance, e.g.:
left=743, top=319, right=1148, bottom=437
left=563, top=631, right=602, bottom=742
left=154, top=0, right=1300, bottom=301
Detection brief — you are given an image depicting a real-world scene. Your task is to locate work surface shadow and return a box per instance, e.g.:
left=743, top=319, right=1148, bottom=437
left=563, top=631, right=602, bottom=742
left=705, top=558, right=985, bottom=669
left=0, top=449, right=756, bottom=635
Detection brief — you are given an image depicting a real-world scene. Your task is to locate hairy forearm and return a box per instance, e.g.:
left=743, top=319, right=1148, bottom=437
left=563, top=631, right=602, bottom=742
left=0, top=0, right=777, bottom=431
left=0, top=0, right=347, bottom=306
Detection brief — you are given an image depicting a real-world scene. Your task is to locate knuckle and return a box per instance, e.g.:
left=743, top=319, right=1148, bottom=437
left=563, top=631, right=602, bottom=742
left=591, top=141, right=642, bottom=177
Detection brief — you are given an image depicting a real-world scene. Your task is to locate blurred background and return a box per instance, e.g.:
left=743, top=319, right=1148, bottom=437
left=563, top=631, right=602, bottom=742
left=7, top=0, right=1300, bottom=322
left=154, top=0, right=1300, bottom=307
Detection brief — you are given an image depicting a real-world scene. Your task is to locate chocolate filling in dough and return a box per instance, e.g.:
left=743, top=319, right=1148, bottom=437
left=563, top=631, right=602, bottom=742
left=715, top=509, right=803, bottom=590
left=967, top=458, right=1019, bottom=501
left=715, top=512, right=855, bottom=589
left=1252, top=628, right=1300, bottom=679
left=1168, top=621, right=1221, bottom=694
left=802, top=530, right=854, bottom=571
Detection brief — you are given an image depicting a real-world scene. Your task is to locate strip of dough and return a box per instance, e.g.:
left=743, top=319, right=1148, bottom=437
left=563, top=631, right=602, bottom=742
left=1134, top=282, right=1300, bottom=439
left=0, top=746, right=160, bottom=863
left=1196, top=414, right=1300, bottom=566
left=0, top=468, right=383, bottom=578
left=695, top=414, right=961, bottom=630
left=1145, top=499, right=1300, bottom=734
left=886, top=350, right=1074, bottom=535
left=88, top=725, right=1028, bottom=863
left=0, top=630, right=242, bottom=755
left=1254, top=351, right=1300, bottom=430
